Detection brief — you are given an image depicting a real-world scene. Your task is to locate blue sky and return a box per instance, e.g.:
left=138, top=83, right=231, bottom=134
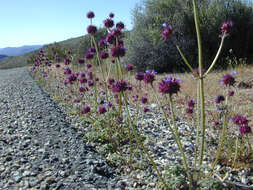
left=0, top=0, right=142, bottom=48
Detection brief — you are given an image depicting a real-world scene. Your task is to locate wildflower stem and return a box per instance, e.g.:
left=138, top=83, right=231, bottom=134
left=211, top=93, right=229, bottom=171
left=203, top=36, right=225, bottom=77
left=122, top=94, right=169, bottom=189
left=169, top=95, right=193, bottom=190
left=232, top=136, right=239, bottom=168
left=176, top=45, right=194, bottom=73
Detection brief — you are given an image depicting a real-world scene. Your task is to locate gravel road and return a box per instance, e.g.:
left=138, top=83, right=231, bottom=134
left=0, top=67, right=121, bottom=190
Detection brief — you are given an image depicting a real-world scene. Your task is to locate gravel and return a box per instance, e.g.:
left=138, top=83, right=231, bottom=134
left=0, top=67, right=121, bottom=189
left=0, top=67, right=252, bottom=190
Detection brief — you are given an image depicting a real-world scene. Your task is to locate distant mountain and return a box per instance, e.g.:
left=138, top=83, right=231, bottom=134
left=0, top=45, right=44, bottom=56
left=0, top=55, right=8, bottom=59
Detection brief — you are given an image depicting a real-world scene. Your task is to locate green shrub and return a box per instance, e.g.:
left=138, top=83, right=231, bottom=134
left=125, top=0, right=253, bottom=73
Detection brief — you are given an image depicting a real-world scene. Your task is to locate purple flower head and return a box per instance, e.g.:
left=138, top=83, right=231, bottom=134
left=66, top=50, right=72, bottom=55
left=87, top=25, right=97, bottom=35
left=88, top=71, right=93, bottom=80
left=109, top=13, right=114, bottom=18
left=232, top=114, right=249, bottom=126
left=78, top=58, right=85, bottom=64
left=79, top=86, right=87, bottom=92
left=108, top=78, right=115, bottom=85
left=56, top=57, right=61, bottom=62
left=221, top=74, right=235, bottom=86
left=221, top=21, right=233, bottom=36
left=98, top=40, right=106, bottom=47
left=110, top=46, right=126, bottom=57
left=214, top=120, right=220, bottom=126
left=143, top=107, right=150, bottom=113
left=158, top=77, right=181, bottom=95
left=98, top=106, right=107, bottom=114
left=125, top=64, right=134, bottom=72
left=141, top=96, right=148, bottom=104
left=100, top=51, right=109, bottom=59
left=116, top=22, right=125, bottom=30
left=187, top=99, right=196, bottom=108
left=87, top=11, right=95, bottom=19
left=88, top=47, right=96, bottom=53
left=162, top=25, right=173, bottom=40
left=112, top=28, right=121, bottom=37
left=112, top=80, right=128, bottom=93
left=135, top=72, right=145, bottom=81
left=88, top=80, right=94, bottom=87
left=64, top=58, right=71, bottom=65
left=186, top=108, right=193, bottom=114
left=68, top=74, right=78, bottom=84
left=85, top=52, right=94, bottom=60
left=86, top=63, right=92, bottom=69
left=104, top=18, right=114, bottom=28
left=215, top=95, right=225, bottom=104
left=239, top=125, right=251, bottom=134
left=105, top=33, right=116, bottom=45
left=79, top=78, right=87, bottom=84
left=63, top=67, right=72, bottom=75
left=228, top=90, right=234, bottom=97
left=80, top=71, right=86, bottom=78
left=55, top=64, right=61, bottom=68
left=74, top=99, right=81, bottom=103
left=82, top=106, right=91, bottom=114
left=144, top=70, right=156, bottom=84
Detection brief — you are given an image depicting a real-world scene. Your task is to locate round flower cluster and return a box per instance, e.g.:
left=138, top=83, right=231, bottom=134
left=231, top=114, right=251, bottom=134
left=162, top=24, right=173, bottom=40
left=221, top=73, right=236, bottom=86
left=158, top=77, right=181, bottom=95
left=221, top=20, right=233, bottom=36
left=144, top=70, right=156, bottom=84
left=112, top=80, right=130, bottom=93
left=186, top=99, right=196, bottom=114
left=215, top=95, right=225, bottom=104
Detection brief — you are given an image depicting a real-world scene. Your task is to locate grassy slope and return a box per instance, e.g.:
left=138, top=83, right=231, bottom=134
left=0, top=36, right=84, bottom=69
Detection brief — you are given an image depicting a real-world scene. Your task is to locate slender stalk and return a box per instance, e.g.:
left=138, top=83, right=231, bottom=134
left=212, top=93, right=229, bottom=171
left=203, top=36, right=225, bottom=77
left=176, top=45, right=195, bottom=73
left=232, top=136, right=239, bottom=168
left=169, top=95, right=193, bottom=190
left=122, top=94, right=169, bottom=189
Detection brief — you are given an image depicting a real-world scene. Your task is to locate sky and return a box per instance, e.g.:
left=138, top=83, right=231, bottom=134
left=0, top=0, right=142, bottom=48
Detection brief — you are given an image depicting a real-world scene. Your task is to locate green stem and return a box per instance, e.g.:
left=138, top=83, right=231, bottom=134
left=176, top=45, right=194, bottom=73
left=232, top=136, right=239, bottom=168
left=203, top=36, right=225, bottom=77
left=122, top=94, right=169, bottom=189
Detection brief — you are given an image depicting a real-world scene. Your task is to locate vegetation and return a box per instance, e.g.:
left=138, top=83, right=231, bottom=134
left=125, top=0, right=253, bottom=73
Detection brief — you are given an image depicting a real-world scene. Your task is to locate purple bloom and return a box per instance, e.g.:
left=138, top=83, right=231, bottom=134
left=98, top=40, right=106, bottom=47
left=221, top=74, right=235, bottom=86
left=98, top=106, right=107, bottom=114
left=135, top=72, right=145, bottom=81
left=82, top=106, right=91, bottom=114
left=85, top=52, right=94, bottom=60
left=104, top=18, right=114, bottom=28
left=100, top=51, right=109, bottom=59
left=79, top=86, right=87, bottom=92
left=186, top=108, right=193, bottom=114
left=78, top=58, right=85, bottom=64
left=141, top=97, right=148, bottom=104
left=68, top=74, right=78, bottom=83
left=55, top=64, right=61, bottom=68
left=79, top=78, right=87, bottom=84
left=87, top=11, right=95, bottom=19
left=56, top=57, right=61, bottom=62
left=64, top=58, right=71, bottom=65
left=112, top=28, right=121, bottom=37
left=221, top=21, right=233, bottom=36
left=215, top=95, right=225, bottom=104
left=74, top=99, right=81, bottom=103
left=116, top=22, right=125, bottom=30
left=143, top=107, right=150, bottom=113
left=105, top=33, right=116, bottom=45
left=86, top=63, right=92, bottom=69
left=228, top=90, right=234, bottom=97
left=158, top=77, right=180, bottom=95
left=109, top=13, right=114, bottom=18
left=88, top=71, right=93, bottom=80
left=108, top=78, right=115, bottom=85
left=88, top=80, right=94, bottom=87
left=239, top=125, right=251, bottom=134
left=187, top=99, right=196, bottom=108
left=144, top=70, right=156, bottom=84
left=88, top=47, right=96, bottom=53
left=162, top=25, right=173, bottom=40
left=110, top=46, right=126, bottom=57
left=63, top=67, right=72, bottom=75
left=125, top=64, right=134, bottom=72
left=232, top=114, right=249, bottom=126
left=112, top=80, right=128, bottom=93
left=87, top=25, right=97, bottom=35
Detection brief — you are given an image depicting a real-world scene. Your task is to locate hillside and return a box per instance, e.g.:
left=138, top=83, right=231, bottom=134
left=0, top=36, right=84, bottom=69
left=0, top=45, right=43, bottom=56
left=0, top=55, right=8, bottom=59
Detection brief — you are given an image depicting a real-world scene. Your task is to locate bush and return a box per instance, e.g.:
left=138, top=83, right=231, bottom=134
left=125, top=0, right=253, bottom=73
